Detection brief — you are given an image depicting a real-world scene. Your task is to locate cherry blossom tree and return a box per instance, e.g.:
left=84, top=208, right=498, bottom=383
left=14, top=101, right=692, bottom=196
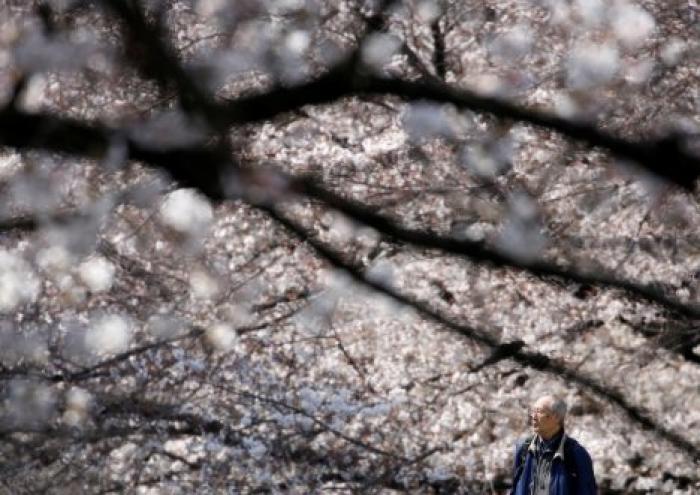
left=0, top=0, right=699, bottom=493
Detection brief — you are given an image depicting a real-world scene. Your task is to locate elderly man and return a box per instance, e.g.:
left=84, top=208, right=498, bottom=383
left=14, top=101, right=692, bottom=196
left=510, top=395, right=596, bottom=495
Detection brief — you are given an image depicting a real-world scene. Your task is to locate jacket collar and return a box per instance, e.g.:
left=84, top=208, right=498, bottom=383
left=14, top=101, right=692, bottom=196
left=529, top=431, right=567, bottom=460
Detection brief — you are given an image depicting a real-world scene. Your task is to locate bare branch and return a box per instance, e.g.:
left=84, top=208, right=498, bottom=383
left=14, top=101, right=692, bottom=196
left=259, top=204, right=700, bottom=461
left=1, top=104, right=699, bottom=333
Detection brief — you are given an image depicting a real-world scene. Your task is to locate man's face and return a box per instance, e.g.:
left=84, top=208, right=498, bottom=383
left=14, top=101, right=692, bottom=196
left=530, top=398, right=561, bottom=438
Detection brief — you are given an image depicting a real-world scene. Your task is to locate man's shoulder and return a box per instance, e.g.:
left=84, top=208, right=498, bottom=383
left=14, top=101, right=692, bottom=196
left=513, top=435, right=534, bottom=458
left=564, top=435, right=587, bottom=450
left=564, top=435, right=593, bottom=460
left=515, top=435, right=534, bottom=449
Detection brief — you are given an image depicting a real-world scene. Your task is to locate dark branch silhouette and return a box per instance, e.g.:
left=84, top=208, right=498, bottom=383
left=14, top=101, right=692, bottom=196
left=1, top=105, right=698, bottom=322
left=97, top=0, right=700, bottom=190
left=1, top=4, right=699, bottom=492
left=260, top=205, right=700, bottom=461
left=2, top=98, right=700, bottom=461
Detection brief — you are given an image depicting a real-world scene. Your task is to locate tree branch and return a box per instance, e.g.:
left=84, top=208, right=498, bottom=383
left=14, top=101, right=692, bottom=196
left=1, top=106, right=699, bottom=326
left=259, top=204, right=700, bottom=461
left=97, top=0, right=700, bottom=192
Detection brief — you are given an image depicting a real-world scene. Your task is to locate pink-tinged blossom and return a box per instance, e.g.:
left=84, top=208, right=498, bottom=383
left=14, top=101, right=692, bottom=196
left=0, top=251, right=40, bottom=312
left=402, top=102, right=461, bottom=143
left=84, top=314, right=131, bottom=357
left=416, top=0, right=442, bottom=23
left=611, top=3, right=655, bottom=48
left=489, top=26, right=534, bottom=62
left=0, top=322, right=47, bottom=366
left=205, top=322, right=236, bottom=351
left=660, top=38, right=686, bottom=66
left=361, top=33, right=402, bottom=72
left=566, top=41, right=619, bottom=89
left=496, top=193, right=546, bottom=263
left=147, top=314, right=187, bottom=339
left=4, top=380, right=56, bottom=429
left=78, top=256, right=116, bottom=293
left=573, top=0, right=605, bottom=26
left=159, top=188, right=214, bottom=236
left=189, top=269, right=220, bottom=300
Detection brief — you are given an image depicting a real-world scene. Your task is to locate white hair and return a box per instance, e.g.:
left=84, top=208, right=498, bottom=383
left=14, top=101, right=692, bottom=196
left=538, top=395, right=567, bottom=425
left=550, top=396, right=567, bottom=423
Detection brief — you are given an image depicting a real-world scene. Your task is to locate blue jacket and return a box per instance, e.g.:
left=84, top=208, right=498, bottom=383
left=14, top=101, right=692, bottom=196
left=510, top=432, right=596, bottom=495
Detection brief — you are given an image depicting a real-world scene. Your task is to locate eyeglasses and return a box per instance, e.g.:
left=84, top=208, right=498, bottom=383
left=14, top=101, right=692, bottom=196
left=529, top=408, right=552, bottom=419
